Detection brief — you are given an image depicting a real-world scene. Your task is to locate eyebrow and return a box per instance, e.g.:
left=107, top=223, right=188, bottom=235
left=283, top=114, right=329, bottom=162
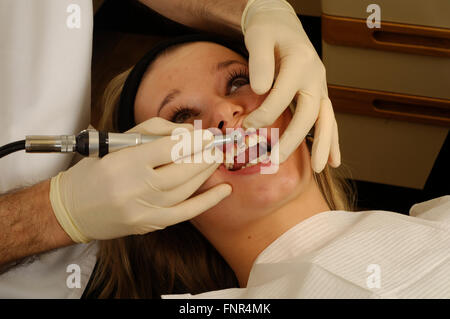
left=157, top=89, right=180, bottom=116
left=157, top=60, right=247, bottom=116
left=216, top=59, right=247, bottom=71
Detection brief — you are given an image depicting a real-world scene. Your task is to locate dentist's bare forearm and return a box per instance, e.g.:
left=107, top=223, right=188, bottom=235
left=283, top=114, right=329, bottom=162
left=0, top=180, right=74, bottom=266
left=139, top=0, right=247, bottom=34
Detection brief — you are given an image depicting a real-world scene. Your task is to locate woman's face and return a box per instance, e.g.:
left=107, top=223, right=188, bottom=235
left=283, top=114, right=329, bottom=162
left=134, top=42, right=313, bottom=232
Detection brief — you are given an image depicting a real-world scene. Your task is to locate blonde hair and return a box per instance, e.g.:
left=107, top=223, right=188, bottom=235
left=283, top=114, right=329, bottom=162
left=97, top=68, right=132, bottom=132
left=85, top=64, right=355, bottom=299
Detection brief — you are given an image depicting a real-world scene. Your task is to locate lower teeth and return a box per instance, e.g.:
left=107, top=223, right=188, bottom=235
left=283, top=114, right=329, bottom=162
left=224, top=152, right=271, bottom=171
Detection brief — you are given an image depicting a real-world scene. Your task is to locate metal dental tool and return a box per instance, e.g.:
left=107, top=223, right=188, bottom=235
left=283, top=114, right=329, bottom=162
left=21, top=129, right=244, bottom=158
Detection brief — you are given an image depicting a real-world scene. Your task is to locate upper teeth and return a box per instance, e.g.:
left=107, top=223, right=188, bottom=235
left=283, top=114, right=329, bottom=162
left=227, top=134, right=267, bottom=157
left=223, top=133, right=270, bottom=170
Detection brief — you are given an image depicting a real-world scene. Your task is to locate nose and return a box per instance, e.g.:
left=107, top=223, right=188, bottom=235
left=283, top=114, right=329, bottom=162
left=212, top=100, right=245, bottom=134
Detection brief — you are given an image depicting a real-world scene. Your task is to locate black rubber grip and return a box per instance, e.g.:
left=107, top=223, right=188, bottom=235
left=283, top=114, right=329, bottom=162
left=99, top=131, right=108, bottom=158
left=76, top=131, right=90, bottom=156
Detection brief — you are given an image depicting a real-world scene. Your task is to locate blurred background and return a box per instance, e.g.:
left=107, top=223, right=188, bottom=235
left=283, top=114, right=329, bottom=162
left=91, top=0, right=449, bottom=214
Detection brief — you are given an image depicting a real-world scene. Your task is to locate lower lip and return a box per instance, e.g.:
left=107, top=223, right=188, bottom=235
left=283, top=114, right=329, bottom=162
left=219, top=160, right=272, bottom=175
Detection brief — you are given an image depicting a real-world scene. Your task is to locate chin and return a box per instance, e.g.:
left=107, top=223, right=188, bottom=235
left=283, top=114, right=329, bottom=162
left=191, top=141, right=310, bottom=230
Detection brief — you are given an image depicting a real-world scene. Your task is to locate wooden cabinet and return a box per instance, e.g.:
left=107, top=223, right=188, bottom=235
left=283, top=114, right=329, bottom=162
left=321, top=0, right=449, bottom=189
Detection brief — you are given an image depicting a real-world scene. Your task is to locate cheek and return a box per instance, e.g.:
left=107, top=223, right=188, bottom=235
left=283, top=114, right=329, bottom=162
left=245, top=171, right=301, bottom=206
left=248, top=92, right=269, bottom=113
left=249, top=143, right=309, bottom=206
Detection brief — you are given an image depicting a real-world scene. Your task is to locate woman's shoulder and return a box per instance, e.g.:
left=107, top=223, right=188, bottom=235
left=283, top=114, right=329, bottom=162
left=408, top=195, right=450, bottom=223
left=333, top=195, right=450, bottom=227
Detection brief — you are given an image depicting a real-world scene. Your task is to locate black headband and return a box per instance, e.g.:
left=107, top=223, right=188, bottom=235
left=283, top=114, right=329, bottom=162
left=116, top=33, right=248, bottom=132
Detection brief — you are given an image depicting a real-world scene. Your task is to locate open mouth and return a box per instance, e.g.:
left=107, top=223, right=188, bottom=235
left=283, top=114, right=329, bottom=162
left=223, top=133, right=271, bottom=171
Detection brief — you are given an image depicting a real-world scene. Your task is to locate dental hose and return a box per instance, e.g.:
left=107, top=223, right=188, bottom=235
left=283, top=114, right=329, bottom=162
left=0, top=130, right=157, bottom=159
left=0, top=140, right=26, bottom=158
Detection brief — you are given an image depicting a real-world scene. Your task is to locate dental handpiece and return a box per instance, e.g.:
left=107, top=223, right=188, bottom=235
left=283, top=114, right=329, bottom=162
left=25, top=129, right=243, bottom=158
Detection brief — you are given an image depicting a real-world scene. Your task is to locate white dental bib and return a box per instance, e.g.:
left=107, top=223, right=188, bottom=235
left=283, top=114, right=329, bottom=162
left=163, top=196, right=450, bottom=299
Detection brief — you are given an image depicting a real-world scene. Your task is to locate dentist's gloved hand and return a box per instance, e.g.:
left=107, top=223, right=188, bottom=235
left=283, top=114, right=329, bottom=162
left=241, top=0, right=341, bottom=172
left=49, top=118, right=230, bottom=243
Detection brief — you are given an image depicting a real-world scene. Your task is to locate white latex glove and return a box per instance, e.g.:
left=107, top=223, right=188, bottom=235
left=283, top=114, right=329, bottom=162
left=241, top=0, right=341, bottom=172
left=49, top=118, right=231, bottom=243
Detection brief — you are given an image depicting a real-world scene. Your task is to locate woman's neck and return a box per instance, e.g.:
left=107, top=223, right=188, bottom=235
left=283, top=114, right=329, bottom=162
left=205, top=177, right=330, bottom=288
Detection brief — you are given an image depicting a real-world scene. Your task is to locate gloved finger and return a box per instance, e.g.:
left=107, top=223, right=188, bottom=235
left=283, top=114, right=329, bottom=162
left=126, top=117, right=194, bottom=135
left=136, top=129, right=215, bottom=168
left=328, top=119, right=341, bottom=168
left=311, top=98, right=334, bottom=173
left=159, top=183, right=232, bottom=226
left=245, top=31, right=275, bottom=95
left=243, top=60, right=299, bottom=129
left=149, top=157, right=220, bottom=192
left=147, top=163, right=221, bottom=207
left=273, top=92, right=320, bottom=164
